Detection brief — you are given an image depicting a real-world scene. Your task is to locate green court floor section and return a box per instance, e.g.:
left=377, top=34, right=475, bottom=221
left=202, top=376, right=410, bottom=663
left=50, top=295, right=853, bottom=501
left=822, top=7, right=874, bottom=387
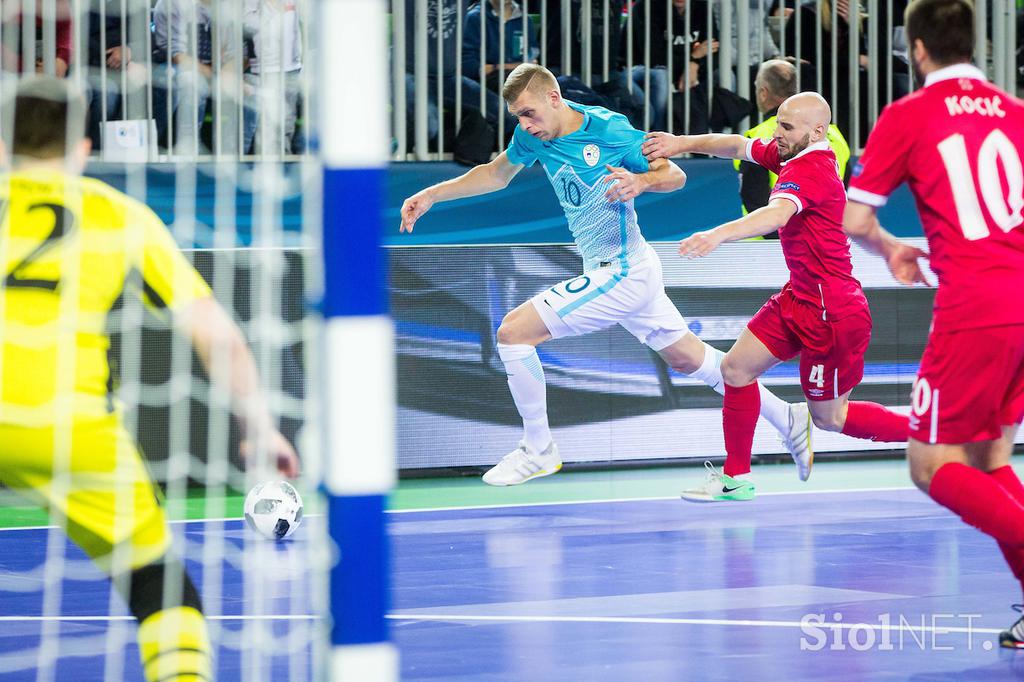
left=0, top=458, right=927, bottom=529
left=0, top=487, right=251, bottom=529
left=390, top=458, right=918, bottom=510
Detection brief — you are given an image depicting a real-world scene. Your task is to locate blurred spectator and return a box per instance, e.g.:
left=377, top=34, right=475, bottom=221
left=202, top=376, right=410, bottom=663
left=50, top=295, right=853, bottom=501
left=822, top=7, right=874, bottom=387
left=882, top=0, right=911, bottom=101
left=152, top=0, right=255, bottom=154
left=462, top=0, right=539, bottom=92
left=621, top=0, right=748, bottom=134
left=0, top=0, right=72, bottom=77
left=742, top=0, right=783, bottom=64
left=537, top=0, right=627, bottom=82
left=622, top=0, right=720, bottom=130
left=244, top=0, right=303, bottom=155
left=621, top=0, right=721, bottom=130
left=401, top=0, right=514, bottom=151
left=733, top=59, right=849, bottom=232
left=1018, top=8, right=1024, bottom=94
left=776, top=0, right=867, bottom=139
left=726, top=0, right=783, bottom=97
left=527, top=0, right=643, bottom=127
left=84, top=0, right=148, bottom=149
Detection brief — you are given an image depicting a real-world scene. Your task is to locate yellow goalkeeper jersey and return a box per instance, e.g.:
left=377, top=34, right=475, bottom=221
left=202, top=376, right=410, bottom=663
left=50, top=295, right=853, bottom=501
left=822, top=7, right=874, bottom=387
left=0, top=168, right=211, bottom=425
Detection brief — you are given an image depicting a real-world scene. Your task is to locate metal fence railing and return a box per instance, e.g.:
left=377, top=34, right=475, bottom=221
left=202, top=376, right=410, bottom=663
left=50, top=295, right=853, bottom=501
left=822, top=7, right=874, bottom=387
left=393, top=0, right=1021, bottom=160
left=0, top=1, right=1019, bottom=162
left=0, top=0, right=312, bottom=161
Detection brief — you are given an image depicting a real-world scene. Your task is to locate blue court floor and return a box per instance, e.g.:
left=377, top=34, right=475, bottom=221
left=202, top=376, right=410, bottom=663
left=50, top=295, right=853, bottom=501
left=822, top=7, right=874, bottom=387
left=0, top=518, right=318, bottom=681
left=389, top=489, right=1024, bottom=681
left=3, top=486, right=1024, bottom=679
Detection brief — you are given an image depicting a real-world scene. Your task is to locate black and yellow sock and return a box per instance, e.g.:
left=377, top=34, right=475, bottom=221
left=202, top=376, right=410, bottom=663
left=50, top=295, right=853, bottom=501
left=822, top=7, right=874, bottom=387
left=121, top=558, right=212, bottom=681
left=137, top=605, right=211, bottom=682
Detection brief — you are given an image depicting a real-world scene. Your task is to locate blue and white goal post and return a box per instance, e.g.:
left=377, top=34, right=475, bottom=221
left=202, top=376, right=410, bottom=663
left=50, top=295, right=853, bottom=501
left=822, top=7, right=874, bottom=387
left=320, top=0, right=398, bottom=679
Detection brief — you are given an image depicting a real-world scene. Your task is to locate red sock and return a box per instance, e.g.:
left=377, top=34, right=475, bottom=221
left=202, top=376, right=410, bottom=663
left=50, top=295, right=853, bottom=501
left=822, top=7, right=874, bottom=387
left=989, top=466, right=1024, bottom=598
left=841, top=401, right=909, bottom=442
left=991, top=466, right=1024, bottom=502
left=930, top=462, right=1024, bottom=546
left=723, top=382, right=759, bottom=477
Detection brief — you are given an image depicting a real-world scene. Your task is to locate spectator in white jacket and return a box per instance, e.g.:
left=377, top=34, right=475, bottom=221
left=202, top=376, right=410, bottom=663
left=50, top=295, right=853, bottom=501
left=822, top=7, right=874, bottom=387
left=152, top=0, right=255, bottom=154
left=244, top=0, right=303, bottom=155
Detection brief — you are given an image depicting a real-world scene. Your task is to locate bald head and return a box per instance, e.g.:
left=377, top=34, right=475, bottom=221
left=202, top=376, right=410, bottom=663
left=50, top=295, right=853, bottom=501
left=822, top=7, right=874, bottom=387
left=780, top=92, right=832, bottom=129
left=773, top=92, right=832, bottom=161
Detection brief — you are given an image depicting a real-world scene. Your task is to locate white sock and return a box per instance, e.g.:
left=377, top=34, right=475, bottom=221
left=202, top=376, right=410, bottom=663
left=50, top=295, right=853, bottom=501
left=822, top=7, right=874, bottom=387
left=757, top=383, right=791, bottom=436
left=687, top=343, right=726, bottom=394
left=688, top=342, right=791, bottom=437
left=497, top=343, right=552, bottom=453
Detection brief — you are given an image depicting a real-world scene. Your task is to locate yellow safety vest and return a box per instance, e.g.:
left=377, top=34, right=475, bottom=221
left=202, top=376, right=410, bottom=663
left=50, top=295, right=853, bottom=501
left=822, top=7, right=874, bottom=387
left=733, top=115, right=851, bottom=215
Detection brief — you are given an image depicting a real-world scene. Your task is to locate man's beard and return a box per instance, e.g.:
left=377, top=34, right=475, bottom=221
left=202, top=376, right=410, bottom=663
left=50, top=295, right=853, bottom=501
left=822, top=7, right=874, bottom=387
left=779, top=133, right=811, bottom=161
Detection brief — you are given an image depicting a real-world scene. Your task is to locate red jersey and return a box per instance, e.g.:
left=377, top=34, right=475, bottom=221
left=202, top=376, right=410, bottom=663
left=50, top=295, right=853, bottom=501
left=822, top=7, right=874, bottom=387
left=0, top=14, right=72, bottom=72
left=848, top=63, right=1024, bottom=333
left=746, top=137, right=868, bottom=319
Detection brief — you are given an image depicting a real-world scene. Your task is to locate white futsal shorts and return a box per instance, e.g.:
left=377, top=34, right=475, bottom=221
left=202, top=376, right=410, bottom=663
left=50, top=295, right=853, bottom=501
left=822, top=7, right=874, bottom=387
left=530, top=241, right=689, bottom=351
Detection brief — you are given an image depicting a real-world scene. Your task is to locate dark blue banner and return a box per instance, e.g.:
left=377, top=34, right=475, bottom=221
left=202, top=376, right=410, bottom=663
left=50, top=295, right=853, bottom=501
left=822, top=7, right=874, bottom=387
left=84, top=162, right=306, bottom=248
left=386, top=158, right=924, bottom=245
left=82, top=158, right=923, bottom=249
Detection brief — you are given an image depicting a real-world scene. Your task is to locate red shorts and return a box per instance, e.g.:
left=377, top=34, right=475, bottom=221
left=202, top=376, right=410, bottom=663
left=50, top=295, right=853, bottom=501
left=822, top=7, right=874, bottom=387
left=747, top=287, right=872, bottom=401
left=910, top=324, right=1024, bottom=444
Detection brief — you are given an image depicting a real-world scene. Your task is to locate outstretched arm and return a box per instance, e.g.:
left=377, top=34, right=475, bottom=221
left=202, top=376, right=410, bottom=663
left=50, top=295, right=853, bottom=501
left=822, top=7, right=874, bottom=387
left=602, top=157, right=686, bottom=202
left=641, top=157, right=686, bottom=193
left=400, top=152, right=524, bottom=232
left=844, top=201, right=931, bottom=285
left=678, top=198, right=797, bottom=258
left=178, top=296, right=301, bottom=478
left=642, top=132, right=749, bottom=161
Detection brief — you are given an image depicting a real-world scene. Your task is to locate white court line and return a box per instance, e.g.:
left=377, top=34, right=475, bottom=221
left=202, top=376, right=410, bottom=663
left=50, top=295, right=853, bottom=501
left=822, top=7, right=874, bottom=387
left=0, top=614, right=317, bottom=623
left=0, top=612, right=1001, bottom=635
left=387, top=241, right=572, bottom=249
left=169, top=515, right=325, bottom=525
left=184, top=246, right=311, bottom=253
left=0, top=514, right=325, bottom=533
left=0, top=517, right=248, bottom=533
left=0, top=487, right=919, bottom=531
left=386, top=485, right=918, bottom=514
left=0, top=524, right=59, bottom=532
left=384, top=496, right=677, bottom=514
left=386, top=613, right=1003, bottom=635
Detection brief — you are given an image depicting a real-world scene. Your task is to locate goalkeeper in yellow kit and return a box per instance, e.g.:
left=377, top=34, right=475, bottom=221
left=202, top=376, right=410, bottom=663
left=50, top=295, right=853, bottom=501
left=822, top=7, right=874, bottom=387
left=0, top=77, right=300, bottom=680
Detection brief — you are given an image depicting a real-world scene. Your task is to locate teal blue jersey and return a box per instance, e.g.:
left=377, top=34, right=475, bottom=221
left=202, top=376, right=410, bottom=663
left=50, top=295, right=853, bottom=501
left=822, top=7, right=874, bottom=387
left=505, top=101, right=650, bottom=271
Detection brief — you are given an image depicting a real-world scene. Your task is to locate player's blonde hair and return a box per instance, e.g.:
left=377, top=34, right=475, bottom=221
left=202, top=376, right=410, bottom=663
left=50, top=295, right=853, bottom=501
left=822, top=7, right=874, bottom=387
left=501, top=64, right=559, bottom=103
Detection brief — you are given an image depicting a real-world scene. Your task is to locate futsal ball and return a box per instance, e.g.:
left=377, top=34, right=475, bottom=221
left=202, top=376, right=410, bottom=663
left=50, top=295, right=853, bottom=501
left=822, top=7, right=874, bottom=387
left=244, top=481, right=303, bottom=541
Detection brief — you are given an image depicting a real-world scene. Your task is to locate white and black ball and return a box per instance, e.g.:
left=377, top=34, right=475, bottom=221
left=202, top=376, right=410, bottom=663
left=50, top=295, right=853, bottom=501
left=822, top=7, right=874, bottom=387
left=244, top=480, right=303, bottom=541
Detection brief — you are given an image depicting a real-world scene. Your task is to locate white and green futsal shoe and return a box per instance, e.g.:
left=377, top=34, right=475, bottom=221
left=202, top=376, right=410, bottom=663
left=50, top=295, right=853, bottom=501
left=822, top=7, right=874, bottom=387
left=680, top=461, right=756, bottom=502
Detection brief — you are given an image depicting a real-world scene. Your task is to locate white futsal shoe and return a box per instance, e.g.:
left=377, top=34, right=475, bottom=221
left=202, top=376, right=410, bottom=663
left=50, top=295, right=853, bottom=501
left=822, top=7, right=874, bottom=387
left=782, top=402, right=814, bottom=481
left=482, top=441, right=562, bottom=486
